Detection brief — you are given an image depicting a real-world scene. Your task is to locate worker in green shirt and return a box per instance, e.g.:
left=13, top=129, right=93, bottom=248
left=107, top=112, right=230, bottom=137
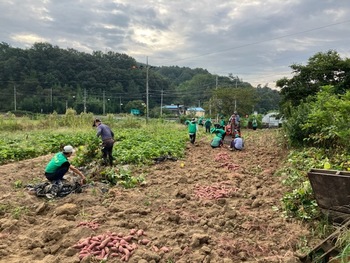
left=210, top=135, right=223, bottom=148
left=188, top=118, right=198, bottom=144
left=204, top=118, right=212, bottom=133
left=210, top=127, right=226, bottom=141
left=45, top=145, right=85, bottom=184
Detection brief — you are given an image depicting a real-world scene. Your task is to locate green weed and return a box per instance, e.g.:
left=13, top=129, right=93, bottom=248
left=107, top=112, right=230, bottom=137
left=11, top=206, right=28, bottom=219
left=13, top=180, right=23, bottom=189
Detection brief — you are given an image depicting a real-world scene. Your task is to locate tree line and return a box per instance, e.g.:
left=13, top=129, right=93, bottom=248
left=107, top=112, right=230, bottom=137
left=0, top=42, right=280, bottom=117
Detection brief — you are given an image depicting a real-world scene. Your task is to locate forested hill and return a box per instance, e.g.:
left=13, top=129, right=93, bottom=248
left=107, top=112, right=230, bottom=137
left=0, top=42, right=280, bottom=115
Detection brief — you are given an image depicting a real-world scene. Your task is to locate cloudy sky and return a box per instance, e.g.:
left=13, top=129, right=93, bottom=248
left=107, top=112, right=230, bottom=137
left=1, top=0, right=350, bottom=88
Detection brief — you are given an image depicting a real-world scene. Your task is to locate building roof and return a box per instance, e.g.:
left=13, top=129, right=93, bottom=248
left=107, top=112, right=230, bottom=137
left=162, top=105, right=184, bottom=110
left=187, top=107, right=205, bottom=112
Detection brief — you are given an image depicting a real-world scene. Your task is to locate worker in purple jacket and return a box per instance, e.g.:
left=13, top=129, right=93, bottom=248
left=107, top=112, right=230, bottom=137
left=93, top=119, right=115, bottom=166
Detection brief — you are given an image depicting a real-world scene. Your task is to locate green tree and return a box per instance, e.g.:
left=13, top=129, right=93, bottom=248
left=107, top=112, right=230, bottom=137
left=125, top=100, right=146, bottom=115
left=284, top=85, right=350, bottom=149
left=212, top=87, right=258, bottom=117
left=277, top=50, right=350, bottom=117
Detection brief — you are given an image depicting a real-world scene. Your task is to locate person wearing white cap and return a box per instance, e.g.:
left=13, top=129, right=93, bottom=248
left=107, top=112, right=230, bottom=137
left=44, top=145, right=85, bottom=184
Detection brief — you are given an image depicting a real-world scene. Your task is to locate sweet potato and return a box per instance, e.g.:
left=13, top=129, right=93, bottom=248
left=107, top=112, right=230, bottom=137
left=136, top=229, right=144, bottom=236
left=98, top=237, right=111, bottom=249
left=160, top=246, right=170, bottom=252
left=152, top=245, right=159, bottom=252
left=124, top=248, right=131, bottom=261
left=87, top=241, right=98, bottom=251
left=120, top=239, right=129, bottom=246
left=139, top=239, right=151, bottom=245
left=72, top=243, right=85, bottom=249
left=100, top=249, right=106, bottom=258
left=123, top=235, right=133, bottom=242
left=118, top=245, right=124, bottom=253
left=129, top=229, right=137, bottom=235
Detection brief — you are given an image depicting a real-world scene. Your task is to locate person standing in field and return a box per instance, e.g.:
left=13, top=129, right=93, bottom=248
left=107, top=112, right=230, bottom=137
left=204, top=118, right=212, bottom=133
left=93, top=118, right=115, bottom=166
left=252, top=118, right=258, bottom=130
left=44, top=145, right=86, bottom=184
left=188, top=118, right=198, bottom=144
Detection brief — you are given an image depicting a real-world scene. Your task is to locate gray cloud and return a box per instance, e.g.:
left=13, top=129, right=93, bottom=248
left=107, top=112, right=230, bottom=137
left=1, top=0, right=350, bottom=87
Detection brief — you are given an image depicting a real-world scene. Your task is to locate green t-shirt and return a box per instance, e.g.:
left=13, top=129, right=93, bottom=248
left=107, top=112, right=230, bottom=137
left=211, top=136, right=222, bottom=147
left=45, top=152, right=69, bottom=173
left=215, top=129, right=226, bottom=138
left=205, top=119, right=212, bottom=127
left=188, top=122, right=197, bottom=134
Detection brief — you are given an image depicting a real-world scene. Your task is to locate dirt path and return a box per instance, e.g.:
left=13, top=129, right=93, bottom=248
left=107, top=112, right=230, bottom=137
left=0, top=129, right=309, bottom=263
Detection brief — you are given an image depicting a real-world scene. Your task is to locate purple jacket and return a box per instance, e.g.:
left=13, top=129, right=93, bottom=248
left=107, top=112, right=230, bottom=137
left=96, top=123, right=114, bottom=141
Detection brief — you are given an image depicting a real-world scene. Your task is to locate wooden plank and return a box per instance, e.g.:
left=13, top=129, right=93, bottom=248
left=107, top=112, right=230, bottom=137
left=300, top=219, right=350, bottom=262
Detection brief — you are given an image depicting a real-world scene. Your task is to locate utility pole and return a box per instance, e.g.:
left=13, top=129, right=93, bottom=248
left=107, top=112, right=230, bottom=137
left=209, top=99, right=212, bottom=116
left=83, top=89, right=87, bottom=113
left=102, top=90, right=106, bottom=115
left=119, top=96, right=122, bottom=113
left=160, top=89, right=163, bottom=117
left=50, top=87, right=53, bottom=111
left=216, top=75, right=218, bottom=89
left=146, top=56, right=149, bottom=124
left=14, top=84, right=16, bottom=111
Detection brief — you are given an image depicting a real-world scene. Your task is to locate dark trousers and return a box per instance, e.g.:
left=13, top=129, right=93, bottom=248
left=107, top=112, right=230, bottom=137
left=45, top=166, right=69, bottom=182
left=205, top=126, right=211, bottom=133
left=189, top=133, right=196, bottom=144
left=102, top=139, right=115, bottom=165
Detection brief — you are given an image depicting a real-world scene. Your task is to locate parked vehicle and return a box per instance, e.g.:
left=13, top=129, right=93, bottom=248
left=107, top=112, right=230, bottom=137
left=262, top=112, right=284, bottom=128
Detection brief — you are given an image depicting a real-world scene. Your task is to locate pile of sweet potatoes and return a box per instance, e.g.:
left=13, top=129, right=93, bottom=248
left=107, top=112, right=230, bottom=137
left=193, top=182, right=236, bottom=200
left=76, top=221, right=100, bottom=230
left=72, top=229, right=149, bottom=261
left=214, top=152, right=239, bottom=170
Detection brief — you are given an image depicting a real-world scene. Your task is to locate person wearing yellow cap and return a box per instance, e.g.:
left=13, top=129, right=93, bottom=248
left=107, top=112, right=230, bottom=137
left=44, top=145, right=85, bottom=184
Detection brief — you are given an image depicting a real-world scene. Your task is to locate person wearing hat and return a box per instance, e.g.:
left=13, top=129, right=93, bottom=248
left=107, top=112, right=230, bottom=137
left=93, top=118, right=115, bottom=166
left=44, top=145, right=85, bottom=184
left=187, top=118, right=198, bottom=144
left=229, top=134, right=244, bottom=151
left=210, top=127, right=226, bottom=141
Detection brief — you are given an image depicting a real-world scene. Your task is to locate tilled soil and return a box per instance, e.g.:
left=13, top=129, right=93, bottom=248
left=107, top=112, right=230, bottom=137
left=0, top=129, right=311, bottom=263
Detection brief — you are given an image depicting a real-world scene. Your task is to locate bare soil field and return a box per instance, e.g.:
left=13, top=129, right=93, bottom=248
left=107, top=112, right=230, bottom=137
left=0, top=129, right=311, bottom=263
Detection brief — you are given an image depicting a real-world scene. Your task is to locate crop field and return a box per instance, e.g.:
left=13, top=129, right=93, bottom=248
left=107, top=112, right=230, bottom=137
left=0, top=115, right=317, bottom=263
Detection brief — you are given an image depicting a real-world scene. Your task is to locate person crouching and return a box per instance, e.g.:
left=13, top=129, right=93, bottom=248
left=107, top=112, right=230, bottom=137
left=230, top=134, right=244, bottom=151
